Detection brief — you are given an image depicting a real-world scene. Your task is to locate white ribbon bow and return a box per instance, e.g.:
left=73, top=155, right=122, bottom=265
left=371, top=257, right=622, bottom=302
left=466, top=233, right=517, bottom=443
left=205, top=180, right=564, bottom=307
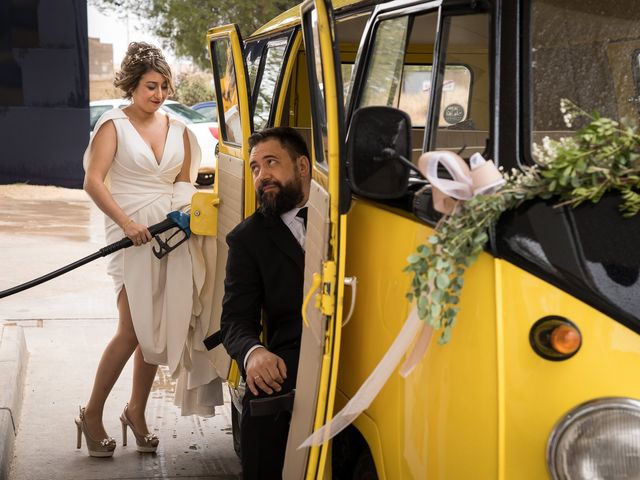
left=419, top=151, right=505, bottom=214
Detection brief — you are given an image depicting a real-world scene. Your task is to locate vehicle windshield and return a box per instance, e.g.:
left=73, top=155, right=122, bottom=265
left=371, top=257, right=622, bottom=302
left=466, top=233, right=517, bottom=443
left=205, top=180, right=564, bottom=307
left=530, top=1, right=640, bottom=147
left=163, top=103, right=210, bottom=124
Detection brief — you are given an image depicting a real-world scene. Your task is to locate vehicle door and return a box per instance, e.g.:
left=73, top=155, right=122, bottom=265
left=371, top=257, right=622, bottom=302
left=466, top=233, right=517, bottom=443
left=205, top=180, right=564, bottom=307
left=332, top=1, right=496, bottom=478
left=205, top=25, right=253, bottom=383
left=281, top=0, right=349, bottom=478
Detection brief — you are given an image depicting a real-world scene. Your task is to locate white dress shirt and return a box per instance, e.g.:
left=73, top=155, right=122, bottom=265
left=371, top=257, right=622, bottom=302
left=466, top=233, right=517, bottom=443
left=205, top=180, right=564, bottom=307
left=280, top=205, right=307, bottom=249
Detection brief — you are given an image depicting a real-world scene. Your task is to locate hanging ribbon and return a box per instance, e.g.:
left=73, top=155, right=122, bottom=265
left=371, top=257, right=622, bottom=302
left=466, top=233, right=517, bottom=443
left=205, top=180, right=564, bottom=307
left=399, top=319, right=434, bottom=377
left=299, top=307, right=423, bottom=448
left=418, top=151, right=505, bottom=214
left=300, top=152, right=506, bottom=448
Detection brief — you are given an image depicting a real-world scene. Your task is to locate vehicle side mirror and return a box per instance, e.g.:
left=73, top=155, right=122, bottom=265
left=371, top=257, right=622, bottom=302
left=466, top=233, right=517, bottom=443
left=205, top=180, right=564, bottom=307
left=346, top=106, right=412, bottom=200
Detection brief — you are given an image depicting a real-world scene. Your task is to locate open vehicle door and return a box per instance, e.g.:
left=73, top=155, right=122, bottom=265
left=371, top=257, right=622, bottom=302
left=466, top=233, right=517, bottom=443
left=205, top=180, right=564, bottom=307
left=204, top=25, right=253, bottom=386
left=282, top=0, right=348, bottom=478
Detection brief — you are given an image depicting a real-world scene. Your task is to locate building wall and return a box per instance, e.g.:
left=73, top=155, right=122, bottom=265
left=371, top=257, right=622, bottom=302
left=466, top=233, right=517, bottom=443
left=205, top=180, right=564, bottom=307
left=0, top=0, right=88, bottom=188
left=89, top=36, right=118, bottom=101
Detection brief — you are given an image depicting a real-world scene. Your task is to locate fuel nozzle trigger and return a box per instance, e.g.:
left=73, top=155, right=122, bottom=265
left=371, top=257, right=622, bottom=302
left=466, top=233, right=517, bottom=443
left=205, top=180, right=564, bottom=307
left=151, top=211, right=191, bottom=259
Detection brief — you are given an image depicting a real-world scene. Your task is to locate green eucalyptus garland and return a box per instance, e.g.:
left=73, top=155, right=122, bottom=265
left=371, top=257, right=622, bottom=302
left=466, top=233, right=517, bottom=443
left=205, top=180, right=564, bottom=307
left=405, top=99, right=640, bottom=343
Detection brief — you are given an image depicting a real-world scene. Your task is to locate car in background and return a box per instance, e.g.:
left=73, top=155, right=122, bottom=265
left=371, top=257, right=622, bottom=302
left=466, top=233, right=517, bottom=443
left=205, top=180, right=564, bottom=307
left=191, top=100, right=218, bottom=123
left=90, top=99, right=218, bottom=186
left=190, top=100, right=219, bottom=161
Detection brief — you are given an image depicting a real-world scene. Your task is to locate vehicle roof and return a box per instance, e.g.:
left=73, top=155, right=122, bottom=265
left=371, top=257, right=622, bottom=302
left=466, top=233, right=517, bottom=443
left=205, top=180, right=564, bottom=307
left=250, top=0, right=377, bottom=38
left=192, top=100, right=216, bottom=107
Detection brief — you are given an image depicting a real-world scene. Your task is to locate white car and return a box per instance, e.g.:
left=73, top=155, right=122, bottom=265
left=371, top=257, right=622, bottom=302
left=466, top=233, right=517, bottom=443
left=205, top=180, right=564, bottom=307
left=90, top=99, right=218, bottom=186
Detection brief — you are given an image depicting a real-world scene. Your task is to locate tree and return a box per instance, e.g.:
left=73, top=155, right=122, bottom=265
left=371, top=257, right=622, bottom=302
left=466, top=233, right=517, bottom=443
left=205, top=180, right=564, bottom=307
left=174, top=72, right=214, bottom=105
left=90, top=0, right=297, bottom=70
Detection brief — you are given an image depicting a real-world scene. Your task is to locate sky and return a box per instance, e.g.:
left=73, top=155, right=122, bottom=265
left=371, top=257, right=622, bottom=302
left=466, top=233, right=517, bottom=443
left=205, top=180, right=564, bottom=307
left=87, top=5, right=176, bottom=66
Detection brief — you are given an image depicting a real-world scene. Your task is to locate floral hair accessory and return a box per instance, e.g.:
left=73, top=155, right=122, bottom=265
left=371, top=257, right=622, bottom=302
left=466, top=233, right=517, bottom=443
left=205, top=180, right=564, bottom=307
left=129, top=48, right=163, bottom=65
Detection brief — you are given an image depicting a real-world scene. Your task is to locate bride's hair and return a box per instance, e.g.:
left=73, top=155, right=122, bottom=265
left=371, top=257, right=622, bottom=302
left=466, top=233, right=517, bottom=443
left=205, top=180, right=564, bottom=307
left=114, top=42, right=175, bottom=99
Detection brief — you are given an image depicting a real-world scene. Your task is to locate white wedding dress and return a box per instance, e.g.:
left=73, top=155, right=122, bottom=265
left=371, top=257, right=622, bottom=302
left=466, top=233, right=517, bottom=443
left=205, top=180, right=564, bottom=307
left=84, top=108, right=227, bottom=416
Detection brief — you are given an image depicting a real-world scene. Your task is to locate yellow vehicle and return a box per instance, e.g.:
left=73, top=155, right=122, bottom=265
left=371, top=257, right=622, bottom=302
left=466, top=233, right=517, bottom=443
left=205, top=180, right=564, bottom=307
left=201, top=0, right=640, bottom=478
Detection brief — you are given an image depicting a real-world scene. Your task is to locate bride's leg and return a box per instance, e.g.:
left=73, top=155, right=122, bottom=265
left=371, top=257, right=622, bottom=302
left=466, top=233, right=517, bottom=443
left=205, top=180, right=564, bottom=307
left=125, top=346, right=158, bottom=435
left=83, top=287, right=138, bottom=440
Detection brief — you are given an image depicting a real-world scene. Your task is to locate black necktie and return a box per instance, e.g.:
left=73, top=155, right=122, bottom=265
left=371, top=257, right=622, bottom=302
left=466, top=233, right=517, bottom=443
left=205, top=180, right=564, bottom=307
left=296, top=207, right=308, bottom=229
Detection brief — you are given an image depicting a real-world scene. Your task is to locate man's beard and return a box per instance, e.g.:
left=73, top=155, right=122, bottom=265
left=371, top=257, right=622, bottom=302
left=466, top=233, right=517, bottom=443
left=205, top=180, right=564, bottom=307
left=258, top=176, right=304, bottom=217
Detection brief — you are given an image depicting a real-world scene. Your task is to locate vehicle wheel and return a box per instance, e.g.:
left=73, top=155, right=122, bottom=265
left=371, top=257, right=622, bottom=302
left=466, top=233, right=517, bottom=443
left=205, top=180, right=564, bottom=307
left=231, top=402, right=242, bottom=458
left=352, top=450, right=377, bottom=480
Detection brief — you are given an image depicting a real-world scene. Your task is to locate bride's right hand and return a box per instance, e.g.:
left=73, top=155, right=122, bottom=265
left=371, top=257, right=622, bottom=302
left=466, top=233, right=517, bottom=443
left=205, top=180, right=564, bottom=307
left=123, top=221, right=152, bottom=246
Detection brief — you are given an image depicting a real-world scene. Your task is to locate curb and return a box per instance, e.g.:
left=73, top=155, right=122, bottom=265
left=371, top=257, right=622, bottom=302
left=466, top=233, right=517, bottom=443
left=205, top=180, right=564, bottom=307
left=0, top=325, right=28, bottom=480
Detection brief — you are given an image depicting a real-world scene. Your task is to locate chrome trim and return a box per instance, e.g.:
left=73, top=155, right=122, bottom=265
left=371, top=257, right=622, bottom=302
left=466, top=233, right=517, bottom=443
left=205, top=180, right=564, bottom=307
left=546, top=397, right=640, bottom=479
left=228, top=381, right=246, bottom=415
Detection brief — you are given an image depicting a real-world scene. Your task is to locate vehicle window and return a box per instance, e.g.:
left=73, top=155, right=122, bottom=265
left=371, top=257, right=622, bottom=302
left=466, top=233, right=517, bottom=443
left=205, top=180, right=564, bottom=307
left=90, top=106, right=111, bottom=131
left=245, top=39, right=267, bottom=95
left=253, top=38, right=288, bottom=131
left=399, top=64, right=473, bottom=128
left=210, top=37, right=242, bottom=145
left=162, top=103, right=209, bottom=124
left=358, top=16, right=411, bottom=111
left=356, top=12, right=487, bottom=157
left=433, top=14, right=490, bottom=156
left=357, top=13, right=449, bottom=126
left=355, top=13, right=438, bottom=164
left=341, top=63, right=354, bottom=103
left=302, top=8, right=330, bottom=171
left=530, top=1, right=640, bottom=150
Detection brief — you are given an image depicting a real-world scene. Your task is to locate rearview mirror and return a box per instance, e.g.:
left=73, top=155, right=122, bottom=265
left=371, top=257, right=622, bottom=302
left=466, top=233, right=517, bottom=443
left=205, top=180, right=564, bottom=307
left=346, top=106, right=412, bottom=199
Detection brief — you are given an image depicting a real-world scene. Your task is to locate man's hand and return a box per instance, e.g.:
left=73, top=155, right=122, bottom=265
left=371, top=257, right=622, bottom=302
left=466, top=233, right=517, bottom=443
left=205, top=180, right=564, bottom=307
left=245, top=348, right=287, bottom=396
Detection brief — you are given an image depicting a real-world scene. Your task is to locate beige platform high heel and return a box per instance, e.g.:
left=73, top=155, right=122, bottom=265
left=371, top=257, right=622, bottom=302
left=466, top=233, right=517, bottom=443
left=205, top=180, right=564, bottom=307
left=120, top=404, right=159, bottom=453
left=75, top=406, right=116, bottom=457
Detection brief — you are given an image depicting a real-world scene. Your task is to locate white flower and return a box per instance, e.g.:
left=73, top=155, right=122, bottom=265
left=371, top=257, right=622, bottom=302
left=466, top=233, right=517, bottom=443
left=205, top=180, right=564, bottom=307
left=563, top=113, right=574, bottom=128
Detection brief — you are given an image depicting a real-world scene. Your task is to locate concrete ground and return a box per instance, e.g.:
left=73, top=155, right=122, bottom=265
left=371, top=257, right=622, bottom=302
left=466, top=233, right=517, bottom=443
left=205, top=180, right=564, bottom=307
left=0, top=185, right=241, bottom=480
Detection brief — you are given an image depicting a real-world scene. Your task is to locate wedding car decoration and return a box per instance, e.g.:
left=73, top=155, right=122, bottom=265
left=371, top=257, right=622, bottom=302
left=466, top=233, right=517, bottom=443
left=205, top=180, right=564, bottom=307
left=406, top=99, right=640, bottom=343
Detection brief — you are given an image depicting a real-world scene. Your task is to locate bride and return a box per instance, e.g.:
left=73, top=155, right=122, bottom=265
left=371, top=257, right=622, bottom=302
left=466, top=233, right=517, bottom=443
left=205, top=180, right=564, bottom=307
left=77, top=41, right=226, bottom=457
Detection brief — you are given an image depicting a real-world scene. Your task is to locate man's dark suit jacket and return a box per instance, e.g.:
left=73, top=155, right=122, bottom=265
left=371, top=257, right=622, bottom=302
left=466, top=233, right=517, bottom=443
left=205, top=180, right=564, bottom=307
left=220, top=209, right=304, bottom=379
left=221, top=209, right=305, bottom=478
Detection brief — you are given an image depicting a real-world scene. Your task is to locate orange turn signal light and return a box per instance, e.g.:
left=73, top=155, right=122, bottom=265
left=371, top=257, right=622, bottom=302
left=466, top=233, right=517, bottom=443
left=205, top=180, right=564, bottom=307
left=530, top=316, right=582, bottom=361
left=550, top=324, right=581, bottom=355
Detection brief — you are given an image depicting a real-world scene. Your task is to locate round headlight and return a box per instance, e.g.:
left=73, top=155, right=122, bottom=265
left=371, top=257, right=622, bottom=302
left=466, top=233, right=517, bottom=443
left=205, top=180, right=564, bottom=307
left=547, top=398, right=640, bottom=479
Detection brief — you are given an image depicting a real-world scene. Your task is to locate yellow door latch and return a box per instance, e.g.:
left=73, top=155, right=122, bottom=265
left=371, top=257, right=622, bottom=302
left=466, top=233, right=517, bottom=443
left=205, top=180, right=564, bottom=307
left=302, top=260, right=337, bottom=328
left=302, top=260, right=337, bottom=325
left=317, top=260, right=336, bottom=316
left=302, top=272, right=322, bottom=328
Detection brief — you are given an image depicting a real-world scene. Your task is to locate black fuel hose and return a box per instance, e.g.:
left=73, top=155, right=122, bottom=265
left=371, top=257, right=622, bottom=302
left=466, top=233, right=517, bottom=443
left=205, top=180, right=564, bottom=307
left=0, top=216, right=181, bottom=299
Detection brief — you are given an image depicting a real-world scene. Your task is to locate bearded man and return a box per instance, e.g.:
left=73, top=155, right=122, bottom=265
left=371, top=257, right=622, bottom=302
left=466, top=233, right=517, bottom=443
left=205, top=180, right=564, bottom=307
left=220, top=127, right=311, bottom=479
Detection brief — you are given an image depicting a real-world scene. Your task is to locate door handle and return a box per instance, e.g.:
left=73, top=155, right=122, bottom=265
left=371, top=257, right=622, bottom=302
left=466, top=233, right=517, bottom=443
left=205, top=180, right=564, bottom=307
left=342, top=276, right=358, bottom=327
